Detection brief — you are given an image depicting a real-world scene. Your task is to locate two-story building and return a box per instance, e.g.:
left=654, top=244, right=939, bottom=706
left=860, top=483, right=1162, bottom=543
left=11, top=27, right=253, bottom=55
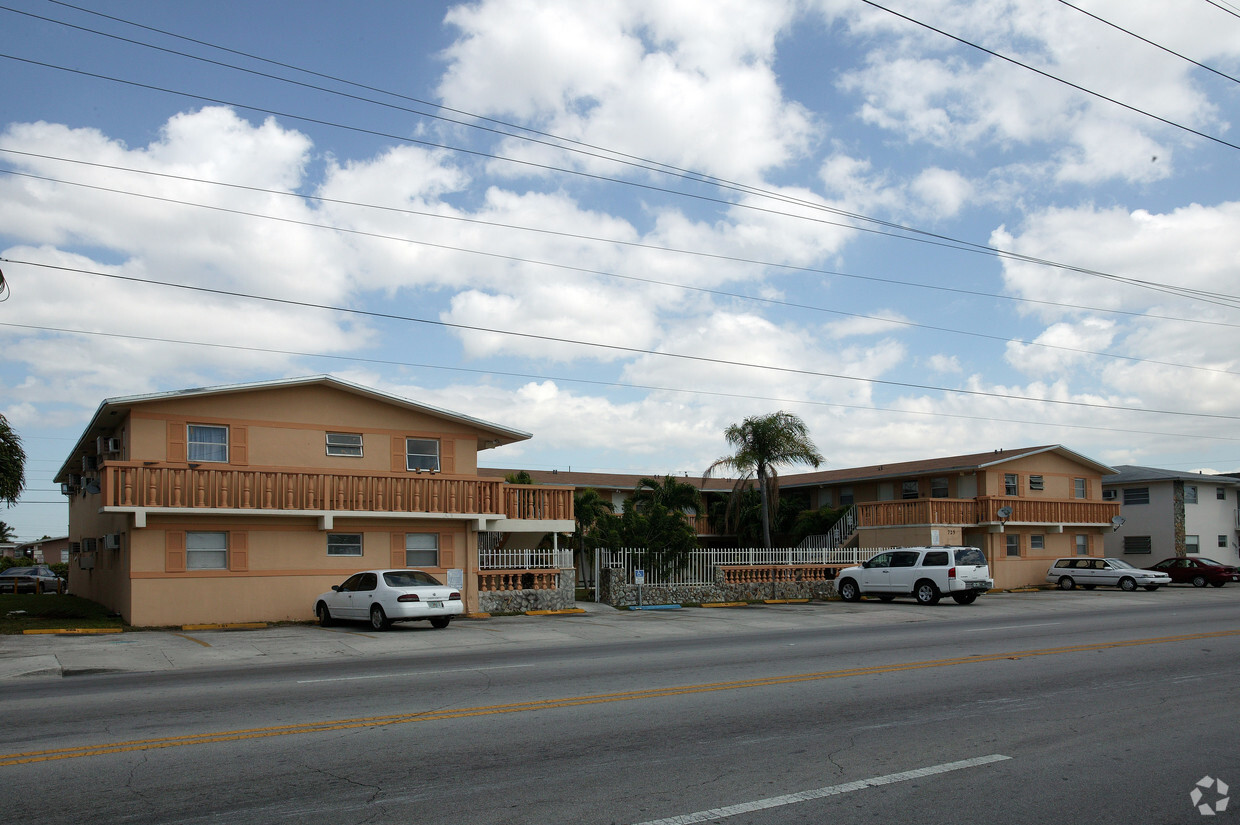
left=780, top=445, right=1120, bottom=589
left=54, top=376, right=574, bottom=626
left=1102, top=466, right=1240, bottom=566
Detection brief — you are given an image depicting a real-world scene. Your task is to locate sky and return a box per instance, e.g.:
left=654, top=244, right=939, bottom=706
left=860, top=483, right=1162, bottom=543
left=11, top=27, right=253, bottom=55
left=2, top=0, right=1239, bottom=543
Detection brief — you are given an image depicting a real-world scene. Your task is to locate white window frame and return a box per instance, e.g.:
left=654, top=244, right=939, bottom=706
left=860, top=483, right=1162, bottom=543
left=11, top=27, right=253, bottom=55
left=1219, top=535, right=1228, bottom=549
left=1073, top=478, right=1087, bottom=499
left=1005, top=534, right=1020, bottom=557
left=406, top=438, right=440, bottom=472
left=405, top=533, right=439, bottom=567
left=930, top=477, right=949, bottom=498
left=1004, top=473, right=1019, bottom=496
left=187, top=424, right=228, bottom=463
left=1186, top=535, right=1200, bottom=554
left=1217, top=487, right=1227, bottom=501
left=1075, top=534, right=1089, bottom=555
left=186, top=531, right=227, bottom=570
left=1185, top=485, right=1198, bottom=504
left=326, top=432, right=363, bottom=457
left=1030, top=535, right=1045, bottom=551
left=327, top=533, right=363, bottom=557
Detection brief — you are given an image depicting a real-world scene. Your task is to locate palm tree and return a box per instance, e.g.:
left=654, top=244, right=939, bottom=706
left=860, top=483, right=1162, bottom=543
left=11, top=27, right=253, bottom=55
left=0, top=414, right=25, bottom=507
left=704, top=411, right=824, bottom=548
left=630, top=475, right=703, bottom=523
left=572, top=487, right=615, bottom=557
left=0, top=521, right=15, bottom=542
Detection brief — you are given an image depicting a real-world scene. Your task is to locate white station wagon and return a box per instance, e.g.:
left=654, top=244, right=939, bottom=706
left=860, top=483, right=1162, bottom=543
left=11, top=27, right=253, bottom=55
left=836, top=546, right=993, bottom=606
left=1045, top=557, right=1171, bottom=592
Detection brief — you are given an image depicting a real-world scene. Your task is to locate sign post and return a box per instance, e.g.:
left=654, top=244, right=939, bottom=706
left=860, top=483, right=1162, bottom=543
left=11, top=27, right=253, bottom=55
left=634, top=568, right=645, bottom=608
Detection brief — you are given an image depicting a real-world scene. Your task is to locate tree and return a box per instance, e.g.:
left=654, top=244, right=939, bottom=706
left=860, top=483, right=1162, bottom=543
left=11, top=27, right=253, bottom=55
left=0, top=413, right=25, bottom=508
left=572, top=487, right=615, bottom=560
left=704, top=411, right=824, bottom=548
left=630, top=475, right=703, bottom=521
left=0, top=521, right=15, bottom=542
left=504, top=470, right=534, bottom=485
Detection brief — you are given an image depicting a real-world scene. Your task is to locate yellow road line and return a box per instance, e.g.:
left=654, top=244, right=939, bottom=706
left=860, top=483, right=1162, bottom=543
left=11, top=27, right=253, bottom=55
left=4, top=628, right=1237, bottom=767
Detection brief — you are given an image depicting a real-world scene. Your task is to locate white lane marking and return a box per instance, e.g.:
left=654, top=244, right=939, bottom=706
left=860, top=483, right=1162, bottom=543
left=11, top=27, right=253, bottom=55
left=297, top=663, right=534, bottom=684
left=964, top=622, right=1062, bottom=632
left=631, top=754, right=1012, bottom=825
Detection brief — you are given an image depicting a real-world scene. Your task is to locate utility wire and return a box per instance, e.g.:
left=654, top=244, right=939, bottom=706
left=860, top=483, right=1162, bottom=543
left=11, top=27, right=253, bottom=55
left=4, top=320, right=1237, bottom=445
left=856, top=0, right=1240, bottom=153
left=4, top=256, right=1239, bottom=422
left=4, top=164, right=1238, bottom=377
left=1056, top=0, right=1240, bottom=85
left=2, top=17, right=1238, bottom=307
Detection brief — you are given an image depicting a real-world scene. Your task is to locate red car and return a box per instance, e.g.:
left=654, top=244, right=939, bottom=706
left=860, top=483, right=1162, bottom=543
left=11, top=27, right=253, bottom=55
left=1145, top=557, right=1240, bottom=588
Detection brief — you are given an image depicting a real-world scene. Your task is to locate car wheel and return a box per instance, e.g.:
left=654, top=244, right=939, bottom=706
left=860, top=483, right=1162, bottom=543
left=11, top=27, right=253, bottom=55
left=1192, top=575, right=1207, bottom=588
left=1119, top=576, right=1137, bottom=592
left=1057, top=576, right=1076, bottom=591
left=877, top=594, right=896, bottom=603
left=838, top=579, right=860, bottom=602
left=1211, top=581, right=1226, bottom=588
left=316, top=602, right=333, bottom=627
left=369, top=604, right=390, bottom=631
left=1144, top=585, right=1160, bottom=591
left=951, top=591, right=978, bottom=605
left=430, top=617, right=451, bottom=629
left=914, top=580, right=941, bottom=606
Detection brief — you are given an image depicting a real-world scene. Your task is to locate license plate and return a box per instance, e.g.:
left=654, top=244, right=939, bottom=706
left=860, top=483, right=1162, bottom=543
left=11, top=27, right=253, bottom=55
left=428, top=600, right=444, bottom=609
left=968, top=582, right=988, bottom=590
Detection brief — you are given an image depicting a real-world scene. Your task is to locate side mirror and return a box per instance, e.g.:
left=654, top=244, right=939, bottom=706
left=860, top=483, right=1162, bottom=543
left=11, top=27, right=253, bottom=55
left=331, top=585, right=342, bottom=592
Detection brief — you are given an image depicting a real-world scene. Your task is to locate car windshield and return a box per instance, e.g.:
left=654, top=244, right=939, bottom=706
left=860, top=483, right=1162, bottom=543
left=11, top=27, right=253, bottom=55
left=384, top=571, right=442, bottom=587
left=0, top=568, right=33, bottom=576
left=1107, top=559, right=1137, bottom=569
left=954, top=548, right=986, bottom=566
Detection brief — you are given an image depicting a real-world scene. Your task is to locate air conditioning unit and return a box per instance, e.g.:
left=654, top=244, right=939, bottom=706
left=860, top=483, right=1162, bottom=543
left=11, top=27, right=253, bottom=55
left=82, top=455, right=98, bottom=472
left=106, top=437, right=122, bottom=453
left=81, top=537, right=98, bottom=553
left=79, top=552, right=95, bottom=570
left=104, top=534, right=121, bottom=550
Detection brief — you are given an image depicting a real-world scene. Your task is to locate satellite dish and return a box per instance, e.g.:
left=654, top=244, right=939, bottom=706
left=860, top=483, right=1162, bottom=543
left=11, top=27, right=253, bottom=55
left=997, top=506, right=1013, bottom=520
left=1111, top=515, right=1126, bottom=531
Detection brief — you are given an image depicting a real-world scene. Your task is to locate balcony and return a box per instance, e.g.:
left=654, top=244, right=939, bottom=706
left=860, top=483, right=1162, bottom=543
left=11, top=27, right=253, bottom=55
left=98, top=462, right=574, bottom=524
left=855, top=496, right=1119, bottom=529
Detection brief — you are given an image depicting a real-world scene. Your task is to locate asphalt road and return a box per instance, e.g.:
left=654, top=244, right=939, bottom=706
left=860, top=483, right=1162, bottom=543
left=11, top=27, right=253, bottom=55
left=3, top=588, right=1238, bottom=824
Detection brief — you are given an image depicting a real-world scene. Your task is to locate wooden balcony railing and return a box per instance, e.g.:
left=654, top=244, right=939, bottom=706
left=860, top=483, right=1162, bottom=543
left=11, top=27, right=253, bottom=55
left=100, top=462, right=574, bottom=521
left=855, top=496, right=1118, bottom=528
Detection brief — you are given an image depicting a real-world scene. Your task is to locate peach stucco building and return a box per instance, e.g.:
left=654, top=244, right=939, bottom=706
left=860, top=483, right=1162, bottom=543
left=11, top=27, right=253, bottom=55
left=55, top=376, right=573, bottom=626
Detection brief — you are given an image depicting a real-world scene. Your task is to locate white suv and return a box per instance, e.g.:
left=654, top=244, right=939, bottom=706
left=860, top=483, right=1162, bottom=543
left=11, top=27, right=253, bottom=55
left=836, top=546, right=993, bottom=605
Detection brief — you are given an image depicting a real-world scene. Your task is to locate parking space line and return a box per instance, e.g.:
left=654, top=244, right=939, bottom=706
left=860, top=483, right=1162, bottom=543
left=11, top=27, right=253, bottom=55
left=631, top=754, right=1012, bottom=825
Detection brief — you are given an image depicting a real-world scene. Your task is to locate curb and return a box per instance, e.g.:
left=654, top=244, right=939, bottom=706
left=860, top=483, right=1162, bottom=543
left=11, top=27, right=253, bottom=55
left=525, top=608, right=587, bottom=616
left=702, top=602, right=748, bottom=608
left=628, top=604, right=682, bottom=611
left=180, top=622, right=269, bottom=631
left=21, top=628, right=124, bottom=635
left=763, top=599, right=812, bottom=604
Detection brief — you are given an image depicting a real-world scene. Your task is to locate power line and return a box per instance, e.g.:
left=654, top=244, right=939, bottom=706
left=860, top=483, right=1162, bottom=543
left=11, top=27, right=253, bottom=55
left=2, top=24, right=1239, bottom=308
left=6, top=148, right=1240, bottom=321
left=3, top=320, right=1237, bottom=445
left=856, top=0, right=1240, bottom=153
left=3, top=164, right=1238, bottom=378
left=1056, top=0, right=1240, bottom=86
left=4, top=257, right=1239, bottom=423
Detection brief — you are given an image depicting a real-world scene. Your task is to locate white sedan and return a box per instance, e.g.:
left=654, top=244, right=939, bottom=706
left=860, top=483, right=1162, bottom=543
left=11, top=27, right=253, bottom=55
left=314, top=569, right=463, bottom=631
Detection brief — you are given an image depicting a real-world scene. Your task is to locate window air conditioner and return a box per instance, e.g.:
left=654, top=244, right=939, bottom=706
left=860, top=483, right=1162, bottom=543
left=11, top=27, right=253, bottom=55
left=104, top=534, right=121, bottom=550
left=106, top=437, right=122, bottom=453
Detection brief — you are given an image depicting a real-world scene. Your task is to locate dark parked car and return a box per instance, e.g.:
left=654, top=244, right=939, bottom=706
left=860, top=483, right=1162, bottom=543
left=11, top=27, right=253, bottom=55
left=1145, top=557, right=1240, bottom=588
left=0, top=565, right=65, bottom=594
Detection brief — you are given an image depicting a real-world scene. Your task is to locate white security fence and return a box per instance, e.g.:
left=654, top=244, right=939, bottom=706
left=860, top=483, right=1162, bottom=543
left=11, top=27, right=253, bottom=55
left=478, top=546, right=573, bottom=570
left=596, top=546, right=883, bottom=587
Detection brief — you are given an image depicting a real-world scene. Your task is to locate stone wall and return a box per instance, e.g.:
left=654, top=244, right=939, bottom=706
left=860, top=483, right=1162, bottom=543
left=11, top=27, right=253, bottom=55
left=599, top=567, right=837, bottom=608
left=478, top=569, right=576, bottom=614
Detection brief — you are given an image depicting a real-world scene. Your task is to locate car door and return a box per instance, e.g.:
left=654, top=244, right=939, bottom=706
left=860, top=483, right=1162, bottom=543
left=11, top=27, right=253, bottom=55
left=329, top=573, right=365, bottom=619
left=352, top=573, right=380, bottom=618
left=885, top=551, right=923, bottom=593
left=1094, top=559, right=1122, bottom=587
left=860, top=552, right=894, bottom=593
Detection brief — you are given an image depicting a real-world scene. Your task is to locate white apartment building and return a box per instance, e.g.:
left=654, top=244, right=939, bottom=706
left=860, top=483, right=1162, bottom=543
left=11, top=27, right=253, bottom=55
left=1103, top=466, right=1240, bottom=566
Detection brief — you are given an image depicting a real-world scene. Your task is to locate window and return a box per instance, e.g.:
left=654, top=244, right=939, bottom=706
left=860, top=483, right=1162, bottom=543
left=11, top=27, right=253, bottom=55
left=1029, top=475, right=1044, bottom=491
left=1123, top=536, right=1152, bottom=554
left=901, top=480, right=919, bottom=500
left=1185, top=485, right=1198, bottom=504
left=1218, top=487, right=1227, bottom=500
left=1006, top=535, right=1020, bottom=557
left=1186, top=535, right=1200, bottom=554
left=186, top=532, right=227, bottom=569
left=1123, top=487, right=1149, bottom=505
left=406, top=438, right=440, bottom=472
left=1219, top=535, right=1228, bottom=549
left=1103, top=489, right=1117, bottom=501
left=923, top=551, right=949, bottom=566
left=327, top=533, right=362, bottom=557
left=187, top=425, right=228, bottom=463
left=405, top=533, right=439, bottom=567
left=1030, top=535, right=1045, bottom=551
left=930, top=477, right=949, bottom=498
left=1075, top=534, right=1089, bottom=555
left=1074, top=478, right=1086, bottom=499
left=326, top=433, right=363, bottom=457
left=839, top=486, right=854, bottom=507
left=1004, top=473, right=1018, bottom=496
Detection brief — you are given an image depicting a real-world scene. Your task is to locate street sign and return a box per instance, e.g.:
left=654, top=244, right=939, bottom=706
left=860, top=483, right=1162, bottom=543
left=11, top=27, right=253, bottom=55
left=634, top=569, right=645, bottom=585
